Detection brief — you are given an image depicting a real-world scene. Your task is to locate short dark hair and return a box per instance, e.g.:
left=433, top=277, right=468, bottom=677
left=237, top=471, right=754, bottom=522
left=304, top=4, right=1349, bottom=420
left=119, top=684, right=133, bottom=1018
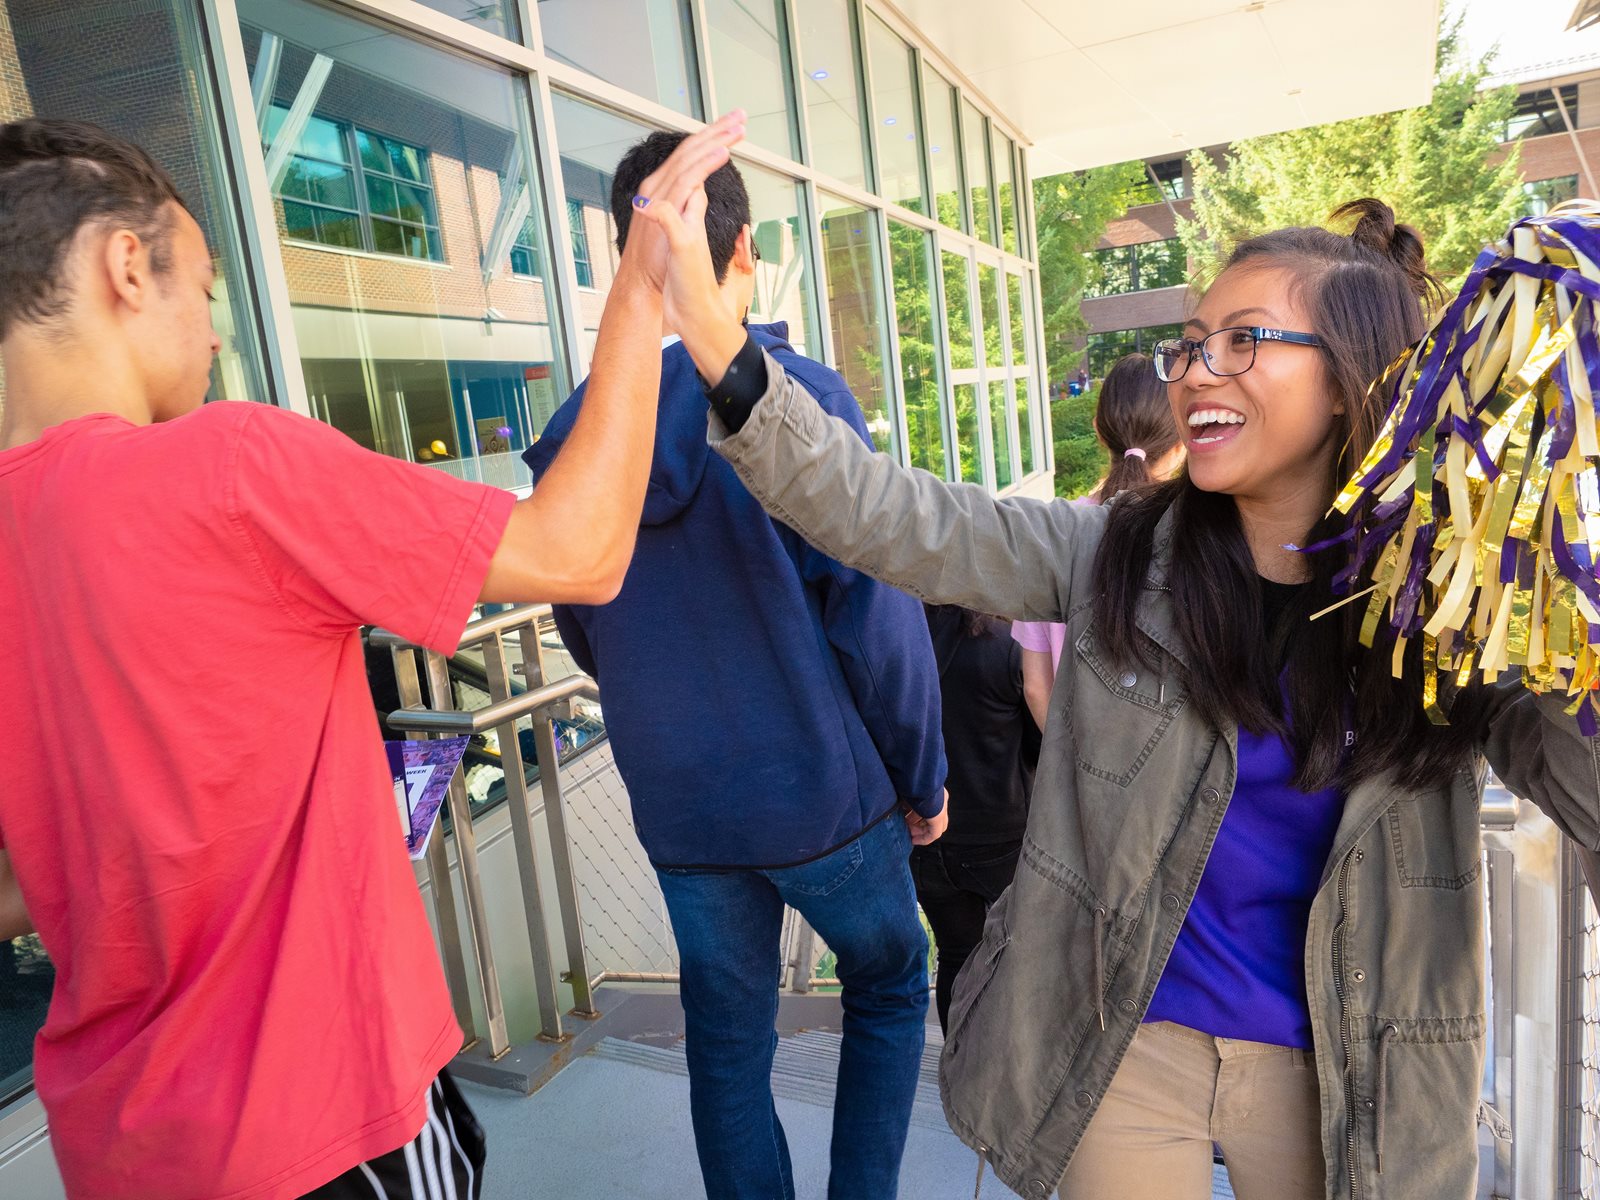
left=609, top=130, right=750, bottom=284
left=0, top=119, right=187, bottom=339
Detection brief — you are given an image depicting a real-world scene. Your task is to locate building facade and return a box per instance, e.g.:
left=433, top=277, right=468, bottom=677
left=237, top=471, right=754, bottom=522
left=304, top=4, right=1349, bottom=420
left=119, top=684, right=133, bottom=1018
left=1074, top=70, right=1600, bottom=380
left=0, top=0, right=1052, bottom=1170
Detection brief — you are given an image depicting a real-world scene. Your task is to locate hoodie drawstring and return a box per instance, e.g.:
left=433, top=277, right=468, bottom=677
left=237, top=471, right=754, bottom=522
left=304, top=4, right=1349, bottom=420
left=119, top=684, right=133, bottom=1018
left=1374, top=1022, right=1398, bottom=1173
left=1093, top=907, right=1108, bottom=1030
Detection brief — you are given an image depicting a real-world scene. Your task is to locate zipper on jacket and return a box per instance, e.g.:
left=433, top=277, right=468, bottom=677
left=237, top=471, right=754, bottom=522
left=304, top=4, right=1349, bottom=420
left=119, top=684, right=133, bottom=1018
left=1332, top=847, right=1361, bottom=1200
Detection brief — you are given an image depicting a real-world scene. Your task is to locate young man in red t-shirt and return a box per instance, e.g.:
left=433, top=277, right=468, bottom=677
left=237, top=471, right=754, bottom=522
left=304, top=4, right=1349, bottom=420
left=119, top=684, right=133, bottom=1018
left=0, top=113, right=742, bottom=1200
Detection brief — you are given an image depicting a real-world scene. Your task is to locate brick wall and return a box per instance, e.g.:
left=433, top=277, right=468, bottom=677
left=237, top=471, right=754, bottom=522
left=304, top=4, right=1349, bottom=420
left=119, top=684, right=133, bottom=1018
left=1501, top=127, right=1600, bottom=187
left=0, top=1, right=31, bottom=121
left=1100, top=199, right=1193, bottom=248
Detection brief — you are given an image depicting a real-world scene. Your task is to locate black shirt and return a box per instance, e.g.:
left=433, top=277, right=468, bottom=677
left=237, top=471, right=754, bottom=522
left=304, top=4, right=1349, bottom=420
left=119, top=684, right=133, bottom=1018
left=924, top=605, right=1039, bottom=847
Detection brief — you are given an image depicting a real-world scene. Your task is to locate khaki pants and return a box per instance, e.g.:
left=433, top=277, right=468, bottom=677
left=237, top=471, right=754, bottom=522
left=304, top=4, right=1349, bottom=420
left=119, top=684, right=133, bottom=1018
left=1058, top=1021, right=1325, bottom=1200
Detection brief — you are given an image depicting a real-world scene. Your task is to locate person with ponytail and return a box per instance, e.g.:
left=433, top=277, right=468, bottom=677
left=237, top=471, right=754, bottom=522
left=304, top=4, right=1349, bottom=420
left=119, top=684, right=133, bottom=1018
left=649, top=192, right=1600, bottom=1198
left=1013, top=352, right=1184, bottom=730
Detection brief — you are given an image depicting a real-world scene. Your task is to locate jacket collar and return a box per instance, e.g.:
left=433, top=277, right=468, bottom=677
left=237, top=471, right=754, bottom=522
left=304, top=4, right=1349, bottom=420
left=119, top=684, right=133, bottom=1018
left=1133, top=504, right=1188, bottom=669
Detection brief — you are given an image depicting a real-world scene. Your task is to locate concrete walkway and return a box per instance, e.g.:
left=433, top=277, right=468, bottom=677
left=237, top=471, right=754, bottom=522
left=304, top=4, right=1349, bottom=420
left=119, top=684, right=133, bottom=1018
left=461, top=1024, right=1237, bottom=1199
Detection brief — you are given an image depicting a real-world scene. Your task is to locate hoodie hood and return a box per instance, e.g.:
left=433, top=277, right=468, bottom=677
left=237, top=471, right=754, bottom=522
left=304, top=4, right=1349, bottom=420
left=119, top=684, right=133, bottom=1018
left=523, top=322, right=797, bottom=527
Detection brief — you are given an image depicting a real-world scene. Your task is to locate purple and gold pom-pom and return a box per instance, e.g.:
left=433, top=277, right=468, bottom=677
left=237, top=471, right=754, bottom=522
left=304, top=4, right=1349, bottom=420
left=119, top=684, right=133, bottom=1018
left=1324, top=202, right=1600, bottom=732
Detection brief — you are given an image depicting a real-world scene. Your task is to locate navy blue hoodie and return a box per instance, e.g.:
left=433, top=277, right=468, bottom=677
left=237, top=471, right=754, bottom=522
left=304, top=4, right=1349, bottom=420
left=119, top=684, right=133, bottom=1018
left=522, top=323, right=946, bottom=869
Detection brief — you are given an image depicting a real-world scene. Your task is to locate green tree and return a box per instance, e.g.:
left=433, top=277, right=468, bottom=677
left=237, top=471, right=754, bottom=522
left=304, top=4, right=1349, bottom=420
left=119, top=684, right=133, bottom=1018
left=1033, top=161, right=1149, bottom=379
left=1179, top=20, right=1523, bottom=284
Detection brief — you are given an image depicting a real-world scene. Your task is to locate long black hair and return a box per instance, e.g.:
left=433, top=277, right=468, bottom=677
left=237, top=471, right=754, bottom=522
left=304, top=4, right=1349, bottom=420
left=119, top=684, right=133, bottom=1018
left=1090, top=199, right=1489, bottom=792
left=1093, top=352, right=1181, bottom=502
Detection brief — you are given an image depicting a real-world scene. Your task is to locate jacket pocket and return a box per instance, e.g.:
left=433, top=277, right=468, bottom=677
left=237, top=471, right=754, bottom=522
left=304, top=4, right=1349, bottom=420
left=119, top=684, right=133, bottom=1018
left=946, top=913, right=1011, bottom=1043
left=1386, top=793, right=1482, bottom=890
left=1071, top=629, right=1185, bottom=787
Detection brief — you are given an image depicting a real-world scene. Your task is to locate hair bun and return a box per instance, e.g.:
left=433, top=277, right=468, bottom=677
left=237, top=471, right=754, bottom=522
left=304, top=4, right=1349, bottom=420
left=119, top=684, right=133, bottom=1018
left=1332, top=197, right=1441, bottom=306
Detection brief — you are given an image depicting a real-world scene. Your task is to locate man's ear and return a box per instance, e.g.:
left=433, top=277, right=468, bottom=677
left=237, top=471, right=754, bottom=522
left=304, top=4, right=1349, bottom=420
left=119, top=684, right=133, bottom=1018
left=101, top=227, right=154, bottom=314
left=732, top=224, right=757, bottom=275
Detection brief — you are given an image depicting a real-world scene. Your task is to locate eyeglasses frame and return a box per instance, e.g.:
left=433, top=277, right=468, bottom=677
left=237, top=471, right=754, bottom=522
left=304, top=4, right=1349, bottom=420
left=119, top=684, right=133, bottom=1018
left=1152, top=326, right=1324, bottom=383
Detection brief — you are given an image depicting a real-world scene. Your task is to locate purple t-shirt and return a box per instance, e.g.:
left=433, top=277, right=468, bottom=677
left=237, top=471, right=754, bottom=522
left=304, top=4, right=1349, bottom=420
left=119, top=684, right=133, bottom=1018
left=1144, top=582, right=1346, bottom=1049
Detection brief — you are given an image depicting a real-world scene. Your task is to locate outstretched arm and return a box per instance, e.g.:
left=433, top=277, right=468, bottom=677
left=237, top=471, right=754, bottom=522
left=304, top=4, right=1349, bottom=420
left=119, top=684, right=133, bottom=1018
left=653, top=185, right=1101, bottom=623
left=1481, top=685, right=1600, bottom=850
left=481, top=111, right=747, bottom=605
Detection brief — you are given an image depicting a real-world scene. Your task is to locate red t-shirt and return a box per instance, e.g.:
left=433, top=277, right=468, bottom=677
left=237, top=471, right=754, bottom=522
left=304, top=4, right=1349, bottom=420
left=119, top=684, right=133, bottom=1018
left=0, top=402, right=515, bottom=1199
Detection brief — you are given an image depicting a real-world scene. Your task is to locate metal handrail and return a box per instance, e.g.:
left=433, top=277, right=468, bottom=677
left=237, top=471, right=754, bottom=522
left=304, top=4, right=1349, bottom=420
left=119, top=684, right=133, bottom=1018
left=373, top=602, right=600, bottom=1061
left=386, top=674, right=598, bottom=735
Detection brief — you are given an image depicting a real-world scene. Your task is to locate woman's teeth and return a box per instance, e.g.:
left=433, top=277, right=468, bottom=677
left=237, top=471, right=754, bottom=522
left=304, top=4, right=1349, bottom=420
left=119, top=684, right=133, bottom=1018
left=1187, top=408, right=1245, bottom=446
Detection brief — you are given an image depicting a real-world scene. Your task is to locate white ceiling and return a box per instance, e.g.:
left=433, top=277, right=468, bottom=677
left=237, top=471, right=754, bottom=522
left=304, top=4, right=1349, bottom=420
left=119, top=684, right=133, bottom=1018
left=893, top=0, right=1442, bottom=175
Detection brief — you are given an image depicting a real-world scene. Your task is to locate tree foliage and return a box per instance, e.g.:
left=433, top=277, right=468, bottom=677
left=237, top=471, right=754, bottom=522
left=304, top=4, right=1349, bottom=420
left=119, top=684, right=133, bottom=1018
left=1179, top=20, right=1524, bottom=285
left=1032, top=160, right=1149, bottom=379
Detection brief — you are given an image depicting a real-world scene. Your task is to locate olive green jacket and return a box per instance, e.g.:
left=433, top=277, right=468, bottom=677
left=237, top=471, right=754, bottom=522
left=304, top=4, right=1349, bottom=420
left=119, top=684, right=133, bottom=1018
left=708, top=357, right=1600, bottom=1200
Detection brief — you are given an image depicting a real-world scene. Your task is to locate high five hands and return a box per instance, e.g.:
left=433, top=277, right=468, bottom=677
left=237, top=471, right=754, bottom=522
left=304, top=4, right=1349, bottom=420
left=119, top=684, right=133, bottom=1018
left=628, top=112, right=753, bottom=385
left=618, top=110, right=747, bottom=295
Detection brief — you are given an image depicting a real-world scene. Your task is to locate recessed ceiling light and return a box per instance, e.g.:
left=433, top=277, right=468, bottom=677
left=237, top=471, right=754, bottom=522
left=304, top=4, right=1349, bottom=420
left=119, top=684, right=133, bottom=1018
left=811, top=69, right=830, bottom=80
left=884, top=116, right=898, bottom=126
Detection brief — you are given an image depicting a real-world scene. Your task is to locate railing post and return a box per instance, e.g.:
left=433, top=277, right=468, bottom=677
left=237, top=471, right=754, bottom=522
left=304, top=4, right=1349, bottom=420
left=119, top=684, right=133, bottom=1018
left=480, top=628, right=568, bottom=1043
left=789, top=916, right=817, bottom=995
left=393, top=646, right=478, bottom=1047
left=520, top=619, right=600, bottom=1018
left=422, top=650, right=512, bottom=1059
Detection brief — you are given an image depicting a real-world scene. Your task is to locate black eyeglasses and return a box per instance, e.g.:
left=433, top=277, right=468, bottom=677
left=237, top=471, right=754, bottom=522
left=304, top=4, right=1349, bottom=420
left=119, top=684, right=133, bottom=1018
left=1152, top=326, right=1323, bottom=383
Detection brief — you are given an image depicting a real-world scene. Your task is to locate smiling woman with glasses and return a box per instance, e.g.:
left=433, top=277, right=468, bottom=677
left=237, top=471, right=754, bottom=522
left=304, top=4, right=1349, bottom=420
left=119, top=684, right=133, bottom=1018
left=661, top=192, right=1596, bottom=1200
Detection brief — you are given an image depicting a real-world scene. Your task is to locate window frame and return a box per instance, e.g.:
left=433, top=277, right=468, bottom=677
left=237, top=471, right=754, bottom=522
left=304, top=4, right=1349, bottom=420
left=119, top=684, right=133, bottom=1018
left=270, top=105, right=444, bottom=264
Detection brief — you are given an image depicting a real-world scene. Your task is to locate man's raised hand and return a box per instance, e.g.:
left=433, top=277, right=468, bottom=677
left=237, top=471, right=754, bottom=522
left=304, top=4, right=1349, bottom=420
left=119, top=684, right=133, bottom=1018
left=618, top=110, right=746, bottom=292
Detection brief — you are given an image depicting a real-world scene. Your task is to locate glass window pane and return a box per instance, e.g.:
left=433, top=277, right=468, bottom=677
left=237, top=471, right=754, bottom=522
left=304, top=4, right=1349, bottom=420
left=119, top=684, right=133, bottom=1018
left=1017, top=376, right=1038, bottom=476
left=942, top=251, right=982, bottom=484
left=541, top=0, right=701, bottom=119
left=864, top=15, right=924, bottom=214
left=963, top=101, right=994, bottom=246
left=1007, top=273, right=1027, bottom=366
left=705, top=0, right=797, bottom=159
left=952, top=383, right=981, bottom=485
left=0, top=0, right=267, bottom=417
left=993, top=128, right=1018, bottom=255
left=990, top=381, right=1013, bottom=489
left=978, top=263, right=1003, bottom=369
left=943, top=253, right=974, bottom=371
left=889, top=221, right=947, bottom=478
left=409, top=0, right=518, bottom=38
left=551, top=93, right=658, bottom=361
left=923, top=67, right=963, bottom=232
left=795, top=0, right=868, bottom=189
left=299, top=113, right=350, bottom=165
left=0, top=0, right=271, bottom=1097
left=744, top=165, right=818, bottom=358
left=243, top=0, right=567, bottom=490
left=819, top=193, right=895, bottom=455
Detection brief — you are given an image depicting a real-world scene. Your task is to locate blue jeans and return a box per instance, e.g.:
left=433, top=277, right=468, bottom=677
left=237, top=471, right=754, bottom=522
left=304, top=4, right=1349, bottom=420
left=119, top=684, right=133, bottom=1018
left=656, top=813, right=929, bottom=1200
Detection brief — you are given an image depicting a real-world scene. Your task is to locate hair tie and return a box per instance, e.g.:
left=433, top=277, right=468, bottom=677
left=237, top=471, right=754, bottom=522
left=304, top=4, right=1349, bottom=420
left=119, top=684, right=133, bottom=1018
left=1124, top=447, right=1147, bottom=460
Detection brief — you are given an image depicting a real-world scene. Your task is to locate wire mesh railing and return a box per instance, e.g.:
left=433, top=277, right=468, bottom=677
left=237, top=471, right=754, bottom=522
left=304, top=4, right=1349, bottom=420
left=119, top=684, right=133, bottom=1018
left=1561, top=846, right=1600, bottom=1197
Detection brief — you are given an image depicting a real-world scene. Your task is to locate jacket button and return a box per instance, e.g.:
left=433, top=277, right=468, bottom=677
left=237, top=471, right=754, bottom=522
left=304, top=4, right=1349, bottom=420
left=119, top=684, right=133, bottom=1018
left=1362, top=1097, right=1375, bottom=1111
left=1162, top=893, right=1181, bottom=913
left=1075, top=1090, right=1094, bottom=1107
left=1118, top=670, right=1138, bottom=688
left=1351, top=969, right=1366, bottom=983
left=1118, top=998, right=1138, bottom=1015
left=1354, top=849, right=1365, bottom=863
left=1030, top=1183, right=1049, bottom=1197
left=1201, top=787, right=1220, bottom=805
